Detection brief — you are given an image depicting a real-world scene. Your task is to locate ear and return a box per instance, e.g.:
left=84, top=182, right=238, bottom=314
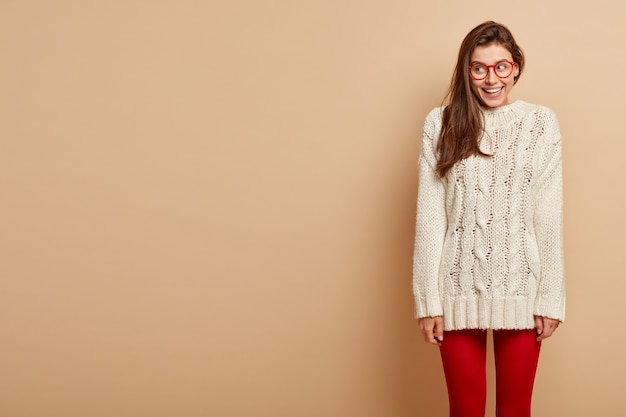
left=514, top=63, right=520, bottom=77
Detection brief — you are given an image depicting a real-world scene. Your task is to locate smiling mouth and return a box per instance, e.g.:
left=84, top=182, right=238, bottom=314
left=483, top=87, right=504, bottom=94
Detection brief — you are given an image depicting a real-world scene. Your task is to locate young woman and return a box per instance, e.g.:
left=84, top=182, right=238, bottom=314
left=412, top=21, right=565, bottom=417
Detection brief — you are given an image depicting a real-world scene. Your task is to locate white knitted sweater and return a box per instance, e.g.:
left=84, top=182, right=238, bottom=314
left=413, top=100, right=565, bottom=330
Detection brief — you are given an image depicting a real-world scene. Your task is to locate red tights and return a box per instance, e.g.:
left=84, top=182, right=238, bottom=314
left=439, top=329, right=541, bottom=417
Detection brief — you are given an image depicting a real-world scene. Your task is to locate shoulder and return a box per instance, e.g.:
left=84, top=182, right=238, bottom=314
left=518, top=101, right=562, bottom=144
left=424, top=106, right=444, bottom=126
left=425, top=106, right=445, bottom=120
left=519, top=101, right=560, bottom=125
left=419, top=107, right=445, bottom=163
left=422, top=106, right=445, bottom=140
left=527, top=102, right=559, bottom=123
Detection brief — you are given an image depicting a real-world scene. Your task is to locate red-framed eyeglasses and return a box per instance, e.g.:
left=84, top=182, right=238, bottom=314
left=469, top=60, right=515, bottom=80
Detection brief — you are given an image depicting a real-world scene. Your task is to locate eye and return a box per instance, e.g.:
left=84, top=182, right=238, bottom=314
left=471, top=64, right=487, bottom=74
left=496, top=62, right=511, bottom=71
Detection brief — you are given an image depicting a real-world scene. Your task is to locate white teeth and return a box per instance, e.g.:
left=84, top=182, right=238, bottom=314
left=484, top=87, right=503, bottom=93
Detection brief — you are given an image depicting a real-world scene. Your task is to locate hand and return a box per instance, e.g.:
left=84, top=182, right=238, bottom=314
left=418, top=316, right=444, bottom=346
left=534, top=315, right=560, bottom=341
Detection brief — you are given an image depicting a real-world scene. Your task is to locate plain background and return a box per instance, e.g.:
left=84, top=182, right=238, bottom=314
left=1, top=1, right=625, bottom=416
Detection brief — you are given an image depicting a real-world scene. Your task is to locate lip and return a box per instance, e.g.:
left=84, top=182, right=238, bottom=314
left=482, top=86, right=504, bottom=94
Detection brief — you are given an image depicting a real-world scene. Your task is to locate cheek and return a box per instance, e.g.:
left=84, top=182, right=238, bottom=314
left=470, top=79, right=483, bottom=92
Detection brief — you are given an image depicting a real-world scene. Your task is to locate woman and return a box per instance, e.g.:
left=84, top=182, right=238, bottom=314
left=412, top=21, right=565, bottom=417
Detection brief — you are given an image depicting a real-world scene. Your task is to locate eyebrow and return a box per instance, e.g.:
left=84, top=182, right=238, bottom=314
left=470, top=58, right=511, bottom=65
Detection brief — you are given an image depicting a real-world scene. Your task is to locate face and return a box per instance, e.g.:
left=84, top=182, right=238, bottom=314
left=469, top=43, right=519, bottom=108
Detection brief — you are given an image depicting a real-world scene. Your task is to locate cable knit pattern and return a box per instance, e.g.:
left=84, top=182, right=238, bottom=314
left=413, top=100, right=565, bottom=330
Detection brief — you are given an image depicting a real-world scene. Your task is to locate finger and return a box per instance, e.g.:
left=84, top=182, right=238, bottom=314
left=537, top=329, right=548, bottom=341
left=537, top=318, right=560, bottom=341
left=425, top=321, right=440, bottom=346
left=434, top=317, right=444, bottom=344
left=426, top=331, right=440, bottom=346
left=419, top=318, right=441, bottom=346
left=534, top=316, right=544, bottom=341
left=419, top=318, right=434, bottom=343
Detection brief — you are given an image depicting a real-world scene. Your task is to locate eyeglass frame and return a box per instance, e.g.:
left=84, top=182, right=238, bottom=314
left=468, top=60, right=516, bottom=80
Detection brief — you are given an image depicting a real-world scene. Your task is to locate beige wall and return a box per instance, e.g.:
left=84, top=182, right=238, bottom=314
left=1, top=1, right=624, bottom=416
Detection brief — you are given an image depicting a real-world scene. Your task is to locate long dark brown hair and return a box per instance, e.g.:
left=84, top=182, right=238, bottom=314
left=436, top=21, right=525, bottom=178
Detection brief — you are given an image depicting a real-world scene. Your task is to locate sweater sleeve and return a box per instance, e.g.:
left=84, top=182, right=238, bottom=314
left=413, top=111, right=447, bottom=318
left=532, top=111, right=566, bottom=321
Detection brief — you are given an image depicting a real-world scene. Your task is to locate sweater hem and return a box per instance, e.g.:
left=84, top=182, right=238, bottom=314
left=442, top=296, right=537, bottom=331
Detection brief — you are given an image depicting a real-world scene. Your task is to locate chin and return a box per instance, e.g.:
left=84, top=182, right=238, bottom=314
left=479, top=94, right=509, bottom=108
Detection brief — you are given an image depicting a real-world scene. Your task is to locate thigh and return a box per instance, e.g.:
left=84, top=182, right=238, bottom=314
left=493, top=329, right=541, bottom=417
left=440, top=329, right=488, bottom=417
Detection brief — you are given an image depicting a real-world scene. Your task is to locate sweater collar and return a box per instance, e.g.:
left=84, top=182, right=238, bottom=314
left=481, top=100, right=529, bottom=129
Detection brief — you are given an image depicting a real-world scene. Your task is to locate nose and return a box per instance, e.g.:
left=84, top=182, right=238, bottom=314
left=485, top=67, right=498, bottom=84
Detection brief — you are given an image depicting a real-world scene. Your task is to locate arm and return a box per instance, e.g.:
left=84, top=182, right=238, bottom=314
left=533, top=112, right=566, bottom=328
left=413, top=112, right=447, bottom=322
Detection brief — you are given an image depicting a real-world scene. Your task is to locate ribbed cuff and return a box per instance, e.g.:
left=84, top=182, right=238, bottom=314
left=414, top=295, right=443, bottom=319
